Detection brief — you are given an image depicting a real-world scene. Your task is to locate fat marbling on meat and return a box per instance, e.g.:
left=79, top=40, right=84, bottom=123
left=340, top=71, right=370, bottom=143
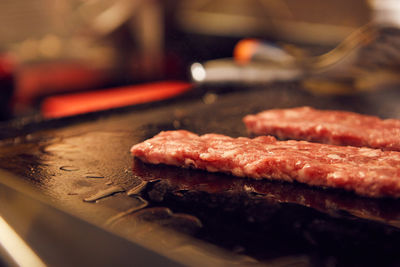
left=243, top=106, right=400, bottom=151
left=131, top=130, right=400, bottom=198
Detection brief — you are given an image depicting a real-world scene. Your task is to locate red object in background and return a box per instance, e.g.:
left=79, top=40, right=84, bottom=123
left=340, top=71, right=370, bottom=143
left=0, top=54, right=15, bottom=120
left=41, top=81, right=192, bottom=119
left=14, top=61, right=109, bottom=115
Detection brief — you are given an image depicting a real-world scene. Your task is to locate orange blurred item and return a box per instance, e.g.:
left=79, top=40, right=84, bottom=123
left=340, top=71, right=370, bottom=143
left=13, top=61, right=109, bottom=116
left=41, top=81, right=192, bottom=119
left=233, top=39, right=261, bottom=64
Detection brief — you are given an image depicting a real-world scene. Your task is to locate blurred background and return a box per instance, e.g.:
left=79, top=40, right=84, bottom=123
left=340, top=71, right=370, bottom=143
left=0, top=0, right=382, bottom=121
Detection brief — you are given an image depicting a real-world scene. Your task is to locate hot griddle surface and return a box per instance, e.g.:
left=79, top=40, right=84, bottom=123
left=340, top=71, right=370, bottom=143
left=1, top=83, right=400, bottom=266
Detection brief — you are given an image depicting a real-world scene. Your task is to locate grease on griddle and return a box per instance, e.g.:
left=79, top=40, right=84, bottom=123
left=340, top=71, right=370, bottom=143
left=105, top=196, right=149, bottom=226
left=85, top=172, right=104, bottom=179
left=127, top=180, right=148, bottom=196
left=134, top=207, right=173, bottom=221
left=133, top=160, right=400, bottom=264
left=83, top=185, right=125, bottom=202
left=134, top=207, right=203, bottom=235
left=132, top=158, right=400, bottom=229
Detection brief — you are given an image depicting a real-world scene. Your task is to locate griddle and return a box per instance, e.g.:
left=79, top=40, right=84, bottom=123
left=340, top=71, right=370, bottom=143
left=1, top=82, right=400, bottom=266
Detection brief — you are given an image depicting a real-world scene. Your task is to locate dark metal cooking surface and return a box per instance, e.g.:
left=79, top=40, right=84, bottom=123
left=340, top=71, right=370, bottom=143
left=1, top=83, right=400, bottom=266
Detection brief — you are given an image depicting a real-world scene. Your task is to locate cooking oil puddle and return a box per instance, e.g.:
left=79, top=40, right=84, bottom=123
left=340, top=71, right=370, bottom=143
left=60, top=166, right=80, bottom=171
left=83, top=185, right=125, bottom=202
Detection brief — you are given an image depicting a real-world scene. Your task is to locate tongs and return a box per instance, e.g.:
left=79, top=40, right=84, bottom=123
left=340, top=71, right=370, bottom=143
left=193, top=23, right=400, bottom=92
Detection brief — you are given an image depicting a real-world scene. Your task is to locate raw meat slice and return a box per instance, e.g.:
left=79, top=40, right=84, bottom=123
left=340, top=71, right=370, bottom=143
left=131, top=130, right=400, bottom=198
left=243, top=106, right=400, bottom=151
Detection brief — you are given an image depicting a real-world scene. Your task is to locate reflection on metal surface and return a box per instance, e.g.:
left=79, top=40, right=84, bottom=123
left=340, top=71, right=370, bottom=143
left=133, top=207, right=203, bottom=235
left=190, top=59, right=301, bottom=84
left=131, top=159, right=400, bottom=265
left=105, top=196, right=148, bottom=226
left=0, top=169, right=181, bottom=266
left=132, top=158, right=400, bottom=229
left=127, top=180, right=148, bottom=196
left=191, top=62, right=206, bottom=82
left=0, top=216, right=46, bottom=267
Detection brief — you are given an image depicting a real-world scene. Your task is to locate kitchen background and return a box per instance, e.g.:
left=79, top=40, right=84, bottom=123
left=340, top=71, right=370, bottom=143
left=0, top=0, right=387, bottom=120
